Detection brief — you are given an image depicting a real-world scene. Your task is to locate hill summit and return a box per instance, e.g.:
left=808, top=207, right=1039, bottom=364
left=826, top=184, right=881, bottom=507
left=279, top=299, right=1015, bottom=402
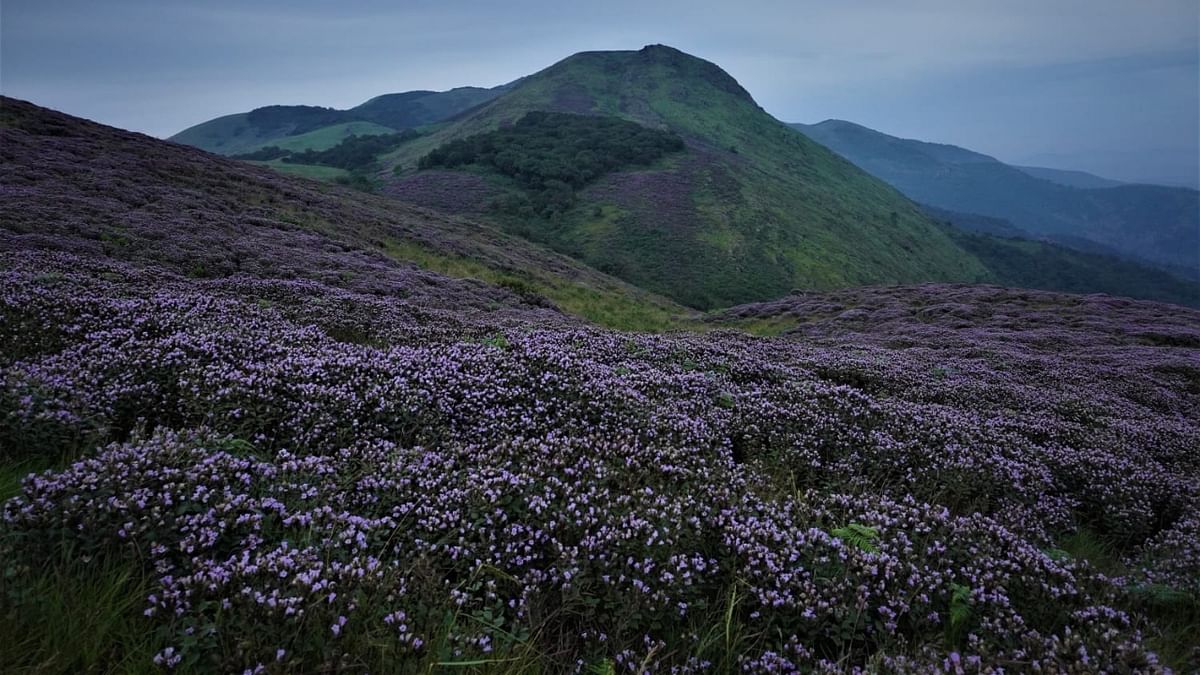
left=384, top=45, right=992, bottom=308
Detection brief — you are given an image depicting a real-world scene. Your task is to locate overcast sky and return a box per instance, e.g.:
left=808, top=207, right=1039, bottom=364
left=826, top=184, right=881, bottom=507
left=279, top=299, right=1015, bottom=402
left=3, top=0, right=1197, bottom=186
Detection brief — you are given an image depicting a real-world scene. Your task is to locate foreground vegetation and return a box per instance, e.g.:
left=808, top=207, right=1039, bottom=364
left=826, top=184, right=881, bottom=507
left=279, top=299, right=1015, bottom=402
left=419, top=111, right=684, bottom=219
left=2, top=250, right=1198, bottom=673
left=3, top=92, right=1198, bottom=673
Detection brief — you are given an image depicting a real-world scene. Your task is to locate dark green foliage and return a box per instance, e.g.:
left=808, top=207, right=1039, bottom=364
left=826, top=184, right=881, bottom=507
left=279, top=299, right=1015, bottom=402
left=245, top=105, right=346, bottom=136
left=419, top=112, right=685, bottom=218
left=284, top=130, right=419, bottom=172
left=230, top=146, right=290, bottom=161
left=947, top=583, right=973, bottom=645
left=333, top=172, right=379, bottom=193
left=830, top=523, right=880, bottom=553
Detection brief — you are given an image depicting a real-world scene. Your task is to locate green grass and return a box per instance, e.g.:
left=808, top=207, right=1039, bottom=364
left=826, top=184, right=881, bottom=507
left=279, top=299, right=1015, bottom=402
left=0, top=460, right=41, bottom=503
left=259, top=121, right=397, bottom=154
left=381, top=240, right=690, bottom=332
left=1052, top=528, right=1199, bottom=671
left=248, top=159, right=350, bottom=180
left=0, top=541, right=162, bottom=674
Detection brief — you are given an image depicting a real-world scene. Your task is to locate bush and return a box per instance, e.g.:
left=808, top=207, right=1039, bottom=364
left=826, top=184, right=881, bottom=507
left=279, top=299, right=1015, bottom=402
left=283, top=130, right=419, bottom=173
left=419, top=112, right=685, bottom=218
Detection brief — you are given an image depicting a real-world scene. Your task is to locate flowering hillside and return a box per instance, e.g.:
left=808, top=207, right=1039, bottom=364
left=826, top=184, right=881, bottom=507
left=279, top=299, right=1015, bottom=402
left=1, top=99, right=1199, bottom=672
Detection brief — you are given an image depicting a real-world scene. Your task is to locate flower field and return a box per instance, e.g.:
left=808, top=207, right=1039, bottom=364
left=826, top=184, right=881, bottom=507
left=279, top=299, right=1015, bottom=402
left=2, top=245, right=1198, bottom=672
left=1, top=97, right=1198, bottom=673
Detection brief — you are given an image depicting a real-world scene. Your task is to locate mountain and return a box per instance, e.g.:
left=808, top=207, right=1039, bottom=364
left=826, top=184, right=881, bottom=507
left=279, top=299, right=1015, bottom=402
left=169, top=86, right=505, bottom=155
left=792, top=119, right=1200, bottom=276
left=1015, top=165, right=1125, bottom=189
left=1, top=96, right=685, bottom=331
left=381, top=45, right=993, bottom=309
left=163, top=45, right=1199, bottom=309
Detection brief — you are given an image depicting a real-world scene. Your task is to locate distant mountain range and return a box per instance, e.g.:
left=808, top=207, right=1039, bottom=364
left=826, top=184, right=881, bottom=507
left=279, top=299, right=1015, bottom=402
left=791, top=120, right=1199, bottom=278
left=1013, top=165, right=1126, bottom=189
left=166, top=45, right=1199, bottom=308
left=170, top=86, right=509, bottom=156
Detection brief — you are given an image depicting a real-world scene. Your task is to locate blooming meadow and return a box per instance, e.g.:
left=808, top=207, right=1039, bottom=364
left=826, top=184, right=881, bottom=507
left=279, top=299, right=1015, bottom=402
left=2, top=246, right=1198, bottom=672
left=1, top=97, right=1198, bottom=673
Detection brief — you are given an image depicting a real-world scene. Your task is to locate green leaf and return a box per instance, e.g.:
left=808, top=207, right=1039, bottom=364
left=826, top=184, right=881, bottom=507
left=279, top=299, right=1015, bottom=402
left=830, top=523, right=880, bottom=553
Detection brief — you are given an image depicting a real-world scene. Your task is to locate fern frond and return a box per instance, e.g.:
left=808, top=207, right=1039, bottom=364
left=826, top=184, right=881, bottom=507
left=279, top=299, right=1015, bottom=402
left=949, top=582, right=972, bottom=630
left=831, top=523, right=880, bottom=553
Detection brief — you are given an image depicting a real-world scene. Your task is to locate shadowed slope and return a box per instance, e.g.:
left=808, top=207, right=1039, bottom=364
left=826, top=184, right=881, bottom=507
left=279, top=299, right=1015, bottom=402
left=794, top=119, right=1200, bottom=276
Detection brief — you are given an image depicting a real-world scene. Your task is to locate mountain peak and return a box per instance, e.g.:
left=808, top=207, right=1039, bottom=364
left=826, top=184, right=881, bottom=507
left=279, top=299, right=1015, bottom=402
left=545, top=44, right=757, bottom=106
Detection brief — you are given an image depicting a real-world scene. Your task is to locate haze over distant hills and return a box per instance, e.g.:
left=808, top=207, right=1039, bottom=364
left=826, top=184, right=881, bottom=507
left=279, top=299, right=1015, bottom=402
left=792, top=119, right=1200, bottom=278
left=1013, top=165, right=1126, bottom=190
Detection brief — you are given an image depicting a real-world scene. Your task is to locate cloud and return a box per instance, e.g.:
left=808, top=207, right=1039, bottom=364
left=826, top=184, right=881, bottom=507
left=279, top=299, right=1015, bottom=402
left=2, top=0, right=1196, bottom=183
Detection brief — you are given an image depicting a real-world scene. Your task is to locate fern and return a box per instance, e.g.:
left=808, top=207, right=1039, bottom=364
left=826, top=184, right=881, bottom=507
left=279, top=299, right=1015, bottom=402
left=1042, top=547, right=1072, bottom=562
left=949, top=582, right=972, bottom=632
left=1130, top=583, right=1192, bottom=608
left=830, top=523, right=880, bottom=553
left=482, top=332, right=510, bottom=350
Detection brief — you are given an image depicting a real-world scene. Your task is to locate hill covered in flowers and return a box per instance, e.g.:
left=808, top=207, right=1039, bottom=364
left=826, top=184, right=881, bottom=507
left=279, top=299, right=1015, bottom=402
left=1, top=99, right=1198, bottom=672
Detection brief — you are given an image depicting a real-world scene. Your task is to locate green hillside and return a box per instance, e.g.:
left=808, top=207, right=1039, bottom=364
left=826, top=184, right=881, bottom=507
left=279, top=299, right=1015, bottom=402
left=256, top=120, right=397, bottom=153
left=169, top=86, right=505, bottom=156
left=352, top=86, right=506, bottom=128
left=168, top=111, right=286, bottom=155
left=384, top=45, right=992, bottom=309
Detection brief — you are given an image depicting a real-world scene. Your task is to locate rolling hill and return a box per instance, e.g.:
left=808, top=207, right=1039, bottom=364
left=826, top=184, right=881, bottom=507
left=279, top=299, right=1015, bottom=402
left=1, top=96, right=686, bottom=331
left=382, top=45, right=994, bottom=309
left=792, top=120, right=1200, bottom=277
left=169, top=85, right=506, bottom=156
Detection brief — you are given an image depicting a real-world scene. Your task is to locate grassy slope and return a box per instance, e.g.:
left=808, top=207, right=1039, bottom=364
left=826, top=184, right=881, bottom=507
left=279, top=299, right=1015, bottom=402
left=948, top=229, right=1200, bottom=308
left=257, top=120, right=397, bottom=153
left=352, top=87, right=504, bottom=128
left=168, top=112, right=279, bottom=155
left=172, top=116, right=399, bottom=158
left=248, top=159, right=350, bottom=180
left=384, top=46, right=992, bottom=309
left=3, top=96, right=688, bottom=332
left=170, top=88, right=505, bottom=156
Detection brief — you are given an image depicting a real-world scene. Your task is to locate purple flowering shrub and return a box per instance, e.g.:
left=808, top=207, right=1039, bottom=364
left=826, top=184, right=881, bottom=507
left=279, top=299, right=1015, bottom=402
left=3, top=247, right=1198, bottom=671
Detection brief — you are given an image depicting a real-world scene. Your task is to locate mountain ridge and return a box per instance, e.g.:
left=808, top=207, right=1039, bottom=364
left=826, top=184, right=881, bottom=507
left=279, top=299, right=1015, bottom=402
left=792, top=119, right=1200, bottom=276
left=169, top=85, right=509, bottom=155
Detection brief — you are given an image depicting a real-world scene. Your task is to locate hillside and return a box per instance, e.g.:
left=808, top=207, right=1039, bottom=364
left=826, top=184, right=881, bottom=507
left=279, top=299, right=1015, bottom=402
left=169, top=86, right=505, bottom=156
left=3, top=95, right=1200, bottom=672
left=383, top=45, right=993, bottom=309
left=793, top=120, right=1200, bottom=276
left=0, top=97, right=685, bottom=331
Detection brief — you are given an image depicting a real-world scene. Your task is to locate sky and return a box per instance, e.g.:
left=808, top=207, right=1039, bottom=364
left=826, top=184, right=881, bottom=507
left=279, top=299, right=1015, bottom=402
left=3, top=0, right=1198, bottom=187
